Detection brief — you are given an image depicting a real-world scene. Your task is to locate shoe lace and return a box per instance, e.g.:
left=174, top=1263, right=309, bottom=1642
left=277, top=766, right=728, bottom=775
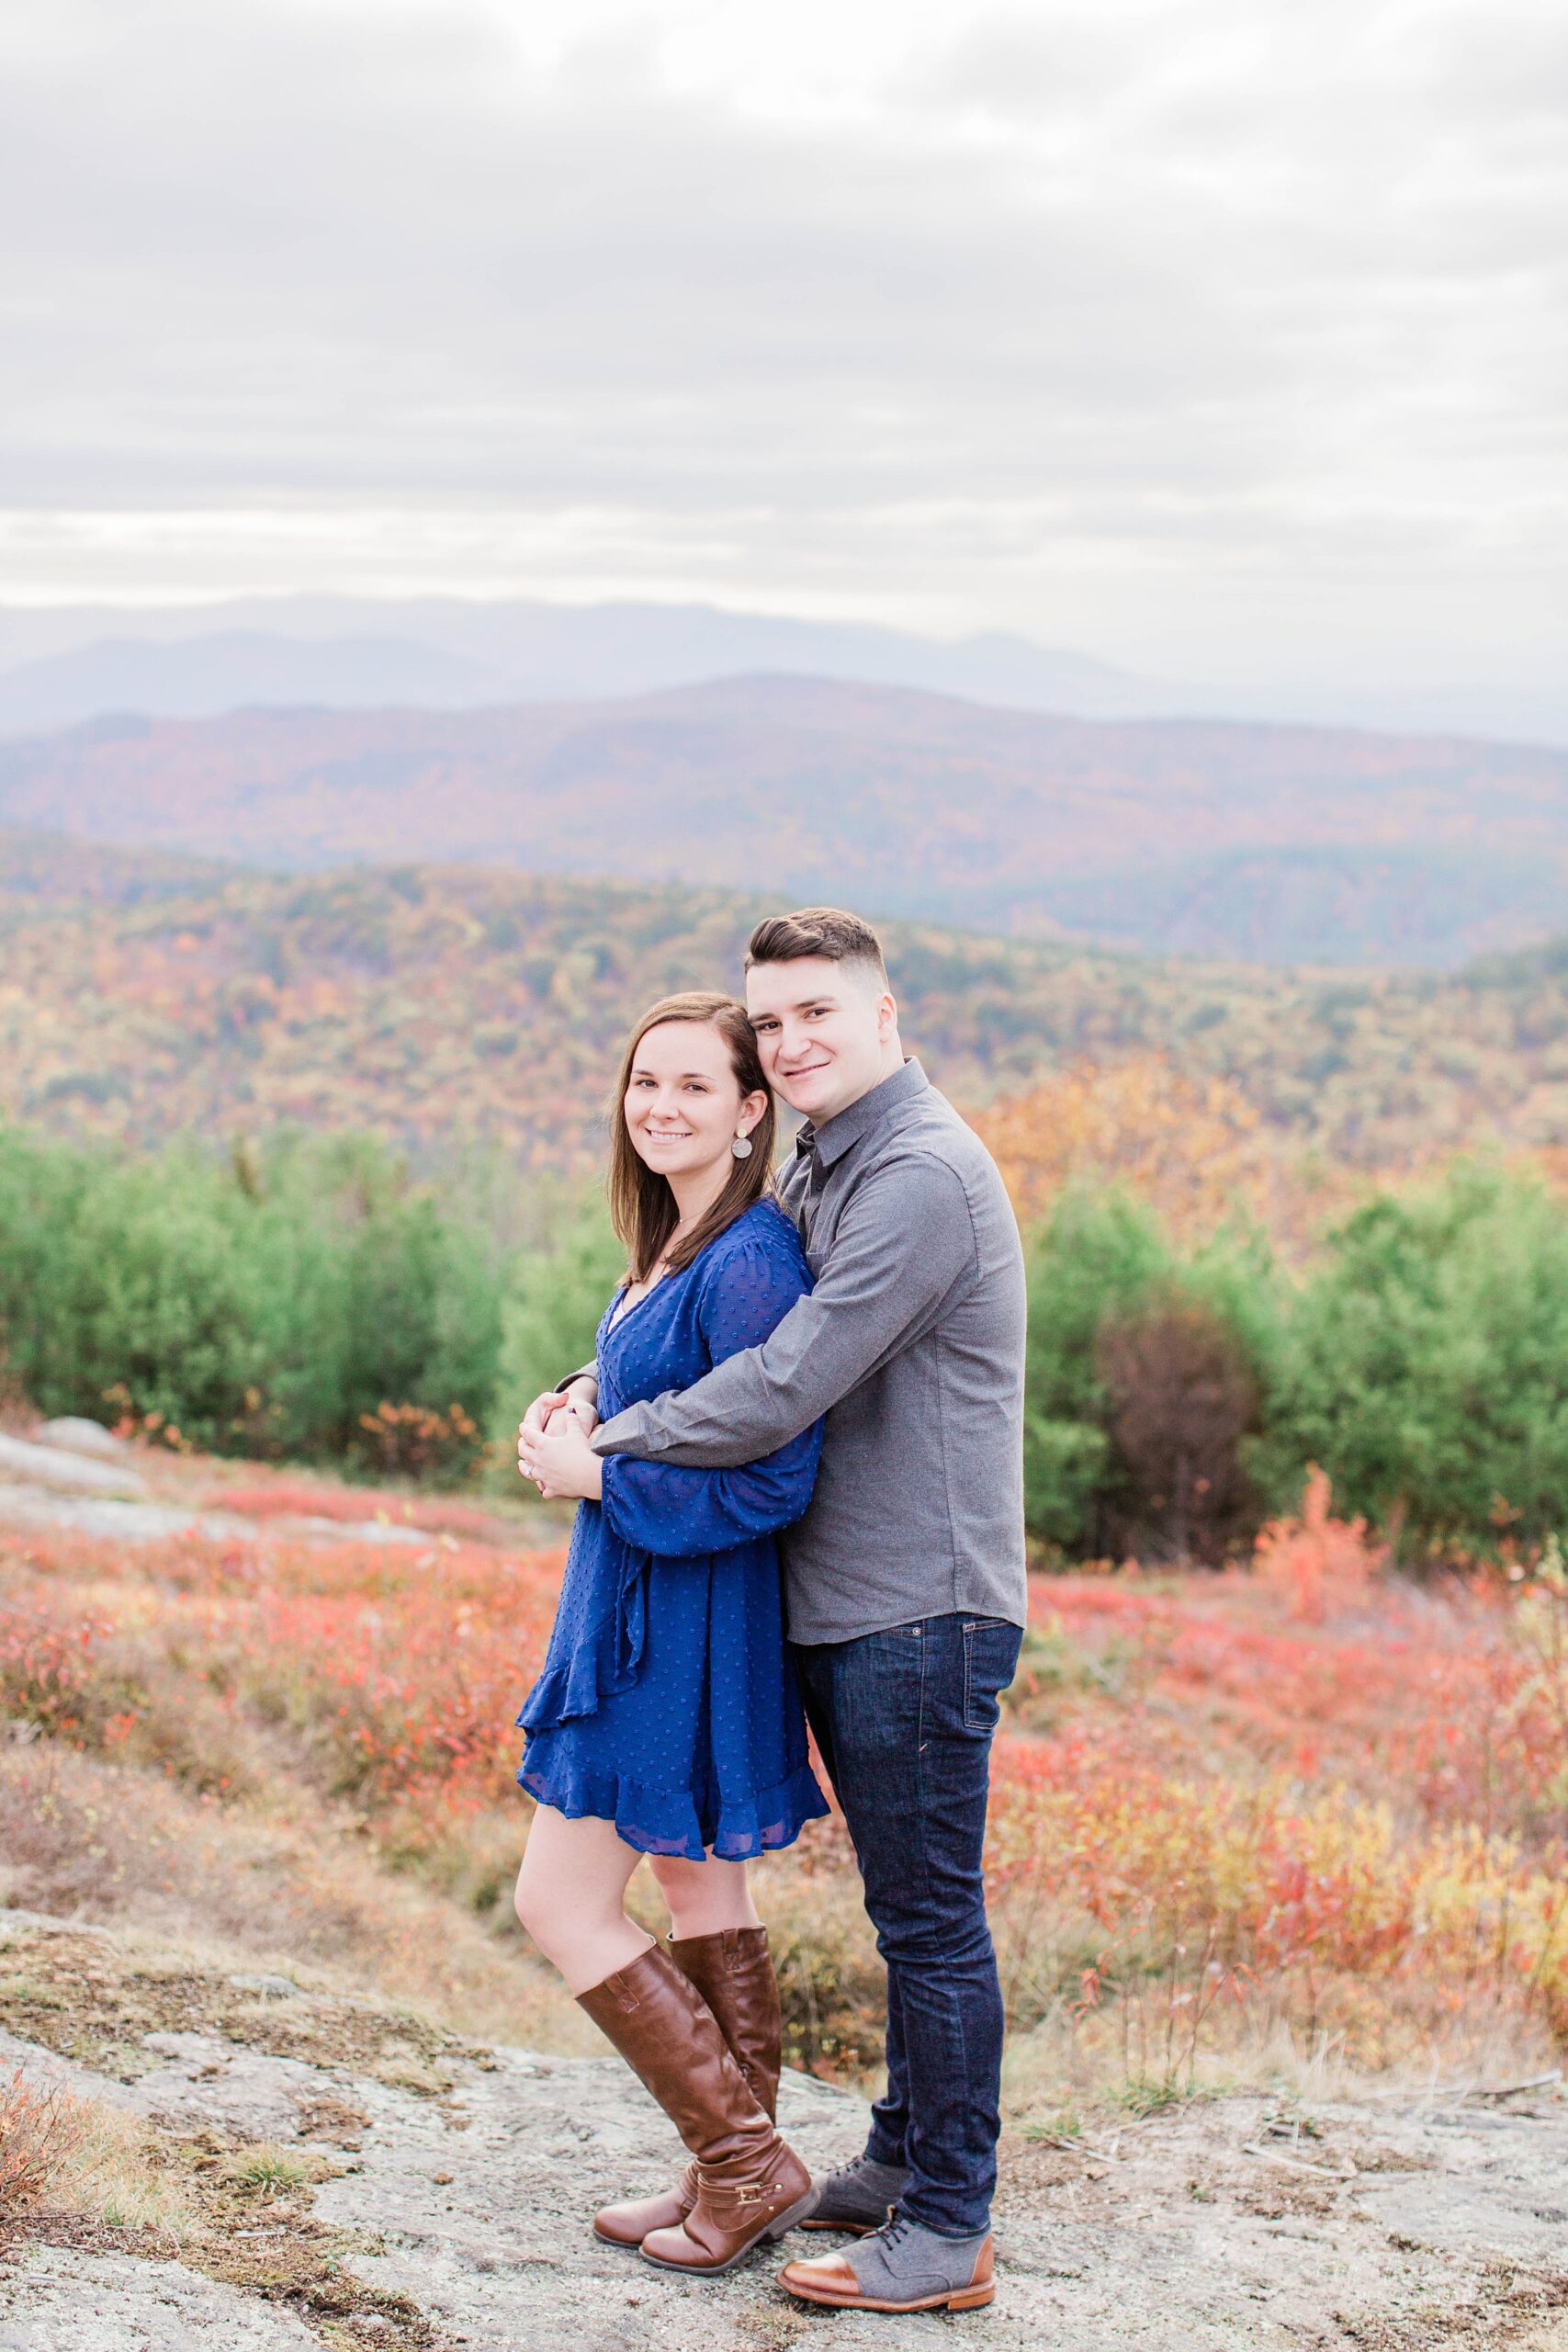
left=841, top=2153, right=900, bottom=2183
left=871, top=2212, right=913, bottom=2253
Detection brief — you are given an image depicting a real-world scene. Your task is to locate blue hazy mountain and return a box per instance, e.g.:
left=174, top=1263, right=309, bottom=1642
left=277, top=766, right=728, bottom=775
left=2, top=596, right=1562, bottom=746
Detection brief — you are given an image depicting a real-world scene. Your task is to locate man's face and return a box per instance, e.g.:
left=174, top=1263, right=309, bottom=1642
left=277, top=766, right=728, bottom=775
left=745, top=955, right=897, bottom=1124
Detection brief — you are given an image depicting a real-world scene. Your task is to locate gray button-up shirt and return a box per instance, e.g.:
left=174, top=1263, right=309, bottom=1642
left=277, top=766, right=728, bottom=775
left=591, top=1058, right=1028, bottom=1645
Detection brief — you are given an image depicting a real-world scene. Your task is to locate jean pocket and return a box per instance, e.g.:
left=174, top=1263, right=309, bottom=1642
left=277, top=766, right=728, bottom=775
left=962, top=1618, right=1023, bottom=1735
left=833, top=1621, right=927, bottom=1757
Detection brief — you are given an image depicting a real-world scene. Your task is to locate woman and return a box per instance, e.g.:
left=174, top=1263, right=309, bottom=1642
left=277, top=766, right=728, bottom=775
left=513, top=989, right=828, bottom=2278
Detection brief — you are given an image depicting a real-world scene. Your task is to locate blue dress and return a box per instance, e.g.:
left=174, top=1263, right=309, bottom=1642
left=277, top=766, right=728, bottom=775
left=516, top=1197, right=830, bottom=1861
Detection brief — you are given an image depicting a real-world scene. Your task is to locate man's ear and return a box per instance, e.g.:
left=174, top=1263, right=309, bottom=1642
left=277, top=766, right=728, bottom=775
left=878, top=990, right=898, bottom=1038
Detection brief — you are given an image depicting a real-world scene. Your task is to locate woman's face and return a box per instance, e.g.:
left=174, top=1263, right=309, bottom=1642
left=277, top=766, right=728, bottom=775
left=624, top=1020, right=765, bottom=1184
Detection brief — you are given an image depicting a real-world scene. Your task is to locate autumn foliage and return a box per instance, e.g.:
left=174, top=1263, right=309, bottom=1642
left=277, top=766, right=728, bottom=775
left=7, top=1464, right=1568, bottom=2089
left=0, top=2068, right=86, bottom=2217
left=991, top=1508, right=1568, bottom=2068
left=1253, top=1466, right=1387, bottom=1623
left=974, top=1057, right=1274, bottom=1240
left=7, top=839, right=1568, bottom=1176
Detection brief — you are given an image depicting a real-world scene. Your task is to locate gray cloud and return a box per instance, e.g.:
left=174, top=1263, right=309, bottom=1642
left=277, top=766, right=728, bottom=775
left=0, top=0, right=1562, bottom=681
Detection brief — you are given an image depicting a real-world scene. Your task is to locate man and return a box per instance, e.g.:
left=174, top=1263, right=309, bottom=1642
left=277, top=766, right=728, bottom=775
left=527, top=907, right=1026, bottom=2316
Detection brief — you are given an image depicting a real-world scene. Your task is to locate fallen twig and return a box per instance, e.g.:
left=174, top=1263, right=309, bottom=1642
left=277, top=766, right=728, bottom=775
left=1472, top=2069, right=1562, bottom=2102
left=1034, top=2132, right=1122, bottom=2163
left=1242, top=2143, right=1357, bottom=2180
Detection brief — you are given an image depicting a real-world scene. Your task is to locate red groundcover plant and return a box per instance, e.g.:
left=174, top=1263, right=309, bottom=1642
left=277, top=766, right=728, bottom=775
left=7, top=1472, right=1568, bottom=2072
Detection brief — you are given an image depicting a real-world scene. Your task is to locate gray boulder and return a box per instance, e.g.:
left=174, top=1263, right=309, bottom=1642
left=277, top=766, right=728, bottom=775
left=0, top=1432, right=147, bottom=1498
left=36, top=1416, right=133, bottom=1462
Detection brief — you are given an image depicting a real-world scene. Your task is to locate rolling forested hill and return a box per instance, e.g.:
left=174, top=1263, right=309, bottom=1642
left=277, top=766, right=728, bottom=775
left=3, top=676, right=1566, bottom=966
left=5, top=825, right=1568, bottom=1175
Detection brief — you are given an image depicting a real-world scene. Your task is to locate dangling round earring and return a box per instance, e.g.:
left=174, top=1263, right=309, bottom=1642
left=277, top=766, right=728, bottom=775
left=731, top=1132, right=754, bottom=1159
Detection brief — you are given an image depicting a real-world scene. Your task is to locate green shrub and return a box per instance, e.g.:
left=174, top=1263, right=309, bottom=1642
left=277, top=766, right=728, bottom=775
left=1022, top=1188, right=1286, bottom=1559
left=1022, top=1189, right=1168, bottom=1550
left=10, top=1112, right=1568, bottom=1554
left=0, top=1125, right=503, bottom=1474
left=491, top=1195, right=623, bottom=1459
left=1262, top=1162, right=1568, bottom=1555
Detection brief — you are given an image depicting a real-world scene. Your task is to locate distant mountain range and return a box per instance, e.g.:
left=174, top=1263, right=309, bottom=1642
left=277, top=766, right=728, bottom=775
left=3, top=673, right=1565, bottom=967
left=1, top=595, right=1563, bottom=748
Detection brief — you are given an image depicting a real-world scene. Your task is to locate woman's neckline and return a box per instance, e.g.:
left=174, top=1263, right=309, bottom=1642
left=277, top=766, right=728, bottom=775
left=606, top=1272, right=666, bottom=1333
left=607, top=1236, right=688, bottom=1334
left=605, top=1197, right=776, bottom=1335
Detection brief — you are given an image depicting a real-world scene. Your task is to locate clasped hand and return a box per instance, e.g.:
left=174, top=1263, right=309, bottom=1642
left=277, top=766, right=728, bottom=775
left=517, top=1387, right=604, bottom=1502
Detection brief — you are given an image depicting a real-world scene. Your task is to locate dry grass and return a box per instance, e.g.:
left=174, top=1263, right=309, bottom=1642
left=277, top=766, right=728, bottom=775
left=0, top=2042, right=434, bottom=2347
left=1000, top=1980, right=1563, bottom=2133
left=0, top=2065, right=87, bottom=2216
left=39, top=2093, right=202, bottom=2237
left=5, top=1464, right=1568, bottom=2131
left=0, top=1916, right=491, bottom=2099
left=0, top=1744, right=588, bottom=2055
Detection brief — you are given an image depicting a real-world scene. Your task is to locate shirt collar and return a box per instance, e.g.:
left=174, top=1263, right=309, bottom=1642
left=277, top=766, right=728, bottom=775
left=802, top=1057, right=929, bottom=1170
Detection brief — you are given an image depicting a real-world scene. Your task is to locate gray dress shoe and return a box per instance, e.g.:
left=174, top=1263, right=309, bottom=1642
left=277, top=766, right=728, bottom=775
left=796, top=2152, right=911, bottom=2233
left=780, top=2212, right=997, bottom=2311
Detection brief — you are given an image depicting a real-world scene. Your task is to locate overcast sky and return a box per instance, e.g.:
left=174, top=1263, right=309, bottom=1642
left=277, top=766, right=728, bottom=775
left=2, top=0, right=1563, bottom=683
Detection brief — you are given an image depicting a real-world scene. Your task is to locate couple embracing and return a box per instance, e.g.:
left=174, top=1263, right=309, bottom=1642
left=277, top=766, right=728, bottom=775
left=514, top=906, right=1026, bottom=2317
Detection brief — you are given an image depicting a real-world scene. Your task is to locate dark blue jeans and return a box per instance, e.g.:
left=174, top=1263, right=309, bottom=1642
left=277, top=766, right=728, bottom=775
left=794, top=1611, right=1022, bottom=2238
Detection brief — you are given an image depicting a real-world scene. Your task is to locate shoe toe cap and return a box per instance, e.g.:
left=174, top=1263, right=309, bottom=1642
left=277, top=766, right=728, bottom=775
left=779, top=2252, right=859, bottom=2291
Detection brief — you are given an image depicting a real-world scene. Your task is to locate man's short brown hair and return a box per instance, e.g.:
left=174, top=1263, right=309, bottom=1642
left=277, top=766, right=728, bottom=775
left=746, top=907, right=888, bottom=983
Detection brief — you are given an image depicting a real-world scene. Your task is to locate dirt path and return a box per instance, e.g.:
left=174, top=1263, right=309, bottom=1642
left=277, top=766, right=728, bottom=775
left=2, top=1914, right=1567, bottom=2350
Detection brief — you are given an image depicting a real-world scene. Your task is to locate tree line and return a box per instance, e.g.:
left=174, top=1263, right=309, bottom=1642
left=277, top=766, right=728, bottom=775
left=2, top=1120, right=1564, bottom=1562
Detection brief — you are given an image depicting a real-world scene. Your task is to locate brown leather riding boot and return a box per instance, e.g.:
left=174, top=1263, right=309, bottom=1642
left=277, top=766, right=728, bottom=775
left=577, top=1943, right=811, bottom=2277
left=593, top=1927, right=784, bottom=2248
left=676, top=1925, right=784, bottom=2118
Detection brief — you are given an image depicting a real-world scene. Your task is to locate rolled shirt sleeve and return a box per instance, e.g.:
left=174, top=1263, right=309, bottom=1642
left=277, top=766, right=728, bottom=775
left=592, top=1155, right=977, bottom=1470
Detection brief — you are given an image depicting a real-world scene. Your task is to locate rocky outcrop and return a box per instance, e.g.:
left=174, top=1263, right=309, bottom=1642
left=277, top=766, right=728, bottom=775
left=0, top=1432, right=147, bottom=1501
left=34, top=1420, right=135, bottom=1464
left=0, top=1457, right=429, bottom=1546
left=0, top=2246, right=324, bottom=2351
left=2, top=1914, right=1567, bottom=2349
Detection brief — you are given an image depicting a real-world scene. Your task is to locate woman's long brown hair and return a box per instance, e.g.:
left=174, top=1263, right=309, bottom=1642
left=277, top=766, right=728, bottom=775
left=606, top=991, right=777, bottom=1283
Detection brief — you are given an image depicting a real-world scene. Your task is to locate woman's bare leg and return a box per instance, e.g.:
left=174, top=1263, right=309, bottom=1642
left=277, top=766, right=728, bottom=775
left=649, top=1852, right=762, bottom=1940
left=513, top=1807, right=653, bottom=1996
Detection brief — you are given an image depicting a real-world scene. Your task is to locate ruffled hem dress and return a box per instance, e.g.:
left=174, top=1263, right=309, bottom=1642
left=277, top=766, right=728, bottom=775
left=516, top=1197, right=829, bottom=1861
